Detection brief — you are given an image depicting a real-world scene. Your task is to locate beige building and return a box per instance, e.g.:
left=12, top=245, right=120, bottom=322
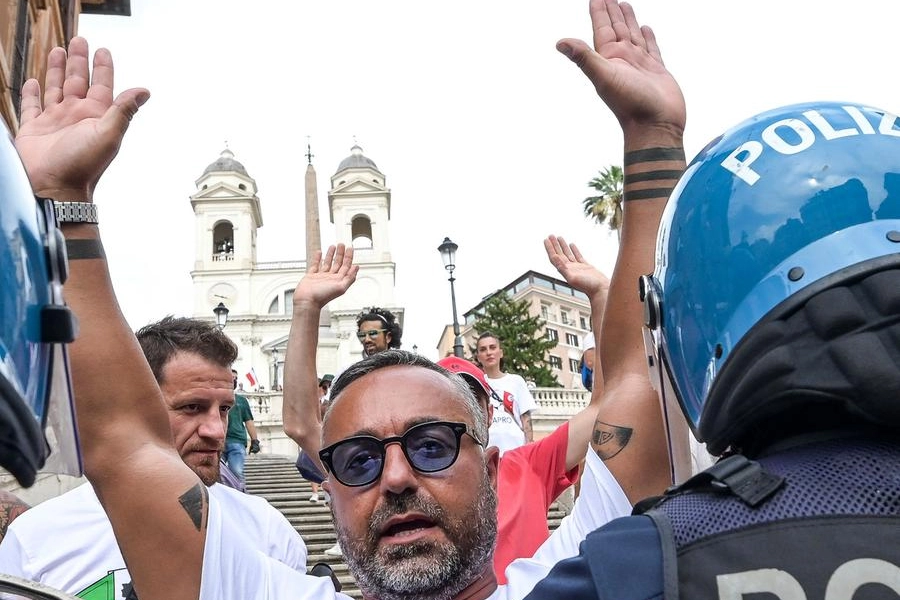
left=1, top=0, right=129, bottom=134
left=438, top=270, right=594, bottom=389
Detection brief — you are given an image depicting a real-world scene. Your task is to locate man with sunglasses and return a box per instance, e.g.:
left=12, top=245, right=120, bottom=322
left=356, top=307, right=402, bottom=357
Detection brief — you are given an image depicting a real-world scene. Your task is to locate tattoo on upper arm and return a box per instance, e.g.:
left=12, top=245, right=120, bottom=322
left=178, top=484, right=208, bottom=531
left=592, top=421, right=633, bottom=460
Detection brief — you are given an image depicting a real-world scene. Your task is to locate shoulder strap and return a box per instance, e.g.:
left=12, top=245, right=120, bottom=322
left=582, top=516, right=666, bottom=600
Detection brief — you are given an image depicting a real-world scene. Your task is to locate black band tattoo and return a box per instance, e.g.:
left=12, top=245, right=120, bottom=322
left=623, top=147, right=685, bottom=166
left=65, top=238, right=106, bottom=260
left=178, top=484, right=208, bottom=531
left=624, top=170, right=684, bottom=185
left=624, top=187, right=676, bottom=202
left=591, top=421, right=633, bottom=461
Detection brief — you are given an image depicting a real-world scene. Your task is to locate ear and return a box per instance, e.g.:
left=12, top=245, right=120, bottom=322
left=484, top=446, right=500, bottom=491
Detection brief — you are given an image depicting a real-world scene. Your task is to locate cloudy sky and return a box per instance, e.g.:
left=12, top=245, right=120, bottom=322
left=78, top=0, right=900, bottom=359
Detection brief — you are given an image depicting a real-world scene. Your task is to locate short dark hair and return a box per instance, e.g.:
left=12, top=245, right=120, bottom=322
left=136, top=316, right=238, bottom=384
left=356, top=307, right=402, bottom=349
left=476, top=331, right=501, bottom=347
left=325, top=349, right=486, bottom=443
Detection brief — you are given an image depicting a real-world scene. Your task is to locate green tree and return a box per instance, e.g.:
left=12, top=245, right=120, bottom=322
left=469, top=293, right=560, bottom=387
left=582, top=165, right=624, bottom=238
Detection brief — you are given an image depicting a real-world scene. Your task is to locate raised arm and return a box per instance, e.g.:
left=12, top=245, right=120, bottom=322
left=557, top=0, right=687, bottom=503
left=282, top=245, right=358, bottom=468
left=17, top=38, right=205, bottom=600
left=544, top=235, right=610, bottom=470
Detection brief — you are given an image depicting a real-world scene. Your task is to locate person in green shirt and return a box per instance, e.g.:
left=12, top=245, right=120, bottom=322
left=224, top=369, right=261, bottom=483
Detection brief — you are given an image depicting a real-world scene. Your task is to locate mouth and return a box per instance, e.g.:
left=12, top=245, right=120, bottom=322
left=378, top=513, right=439, bottom=543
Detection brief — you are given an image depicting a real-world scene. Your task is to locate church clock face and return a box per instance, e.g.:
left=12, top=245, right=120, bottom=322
left=208, top=282, right=238, bottom=307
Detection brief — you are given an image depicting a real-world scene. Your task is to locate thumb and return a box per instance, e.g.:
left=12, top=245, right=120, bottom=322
left=556, top=38, right=613, bottom=88
left=99, top=87, right=150, bottom=137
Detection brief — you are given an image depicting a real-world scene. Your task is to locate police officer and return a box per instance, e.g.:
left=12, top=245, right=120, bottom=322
left=525, top=0, right=900, bottom=598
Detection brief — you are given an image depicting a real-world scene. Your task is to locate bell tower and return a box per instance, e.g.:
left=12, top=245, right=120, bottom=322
left=190, top=148, right=262, bottom=317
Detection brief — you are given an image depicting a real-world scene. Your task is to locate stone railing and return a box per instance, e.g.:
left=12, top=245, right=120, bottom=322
left=0, top=387, right=592, bottom=503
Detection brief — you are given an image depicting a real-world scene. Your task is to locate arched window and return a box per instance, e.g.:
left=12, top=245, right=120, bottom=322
left=268, top=289, right=296, bottom=315
left=351, top=215, right=373, bottom=249
left=212, top=221, right=235, bottom=261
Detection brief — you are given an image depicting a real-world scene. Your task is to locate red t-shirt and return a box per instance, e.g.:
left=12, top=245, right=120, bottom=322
left=493, top=421, right=579, bottom=583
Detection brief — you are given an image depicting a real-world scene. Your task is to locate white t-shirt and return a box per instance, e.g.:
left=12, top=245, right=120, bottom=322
left=0, top=482, right=307, bottom=598
left=486, top=373, right=538, bottom=455
left=199, top=443, right=630, bottom=600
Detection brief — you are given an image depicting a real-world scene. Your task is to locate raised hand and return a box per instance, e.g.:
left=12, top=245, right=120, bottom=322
left=544, top=235, right=610, bottom=298
left=293, top=245, right=359, bottom=310
left=15, top=36, right=150, bottom=200
left=557, top=0, right=685, bottom=142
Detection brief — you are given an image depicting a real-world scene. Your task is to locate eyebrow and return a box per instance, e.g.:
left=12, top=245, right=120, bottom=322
left=341, top=415, right=455, bottom=440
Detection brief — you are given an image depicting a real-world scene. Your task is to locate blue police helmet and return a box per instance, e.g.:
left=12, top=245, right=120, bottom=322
left=0, top=120, right=81, bottom=486
left=644, top=101, right=900, bottom=455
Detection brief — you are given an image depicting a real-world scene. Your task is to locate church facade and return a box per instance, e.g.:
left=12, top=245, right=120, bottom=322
left=189, top=144, right=404, bottom=409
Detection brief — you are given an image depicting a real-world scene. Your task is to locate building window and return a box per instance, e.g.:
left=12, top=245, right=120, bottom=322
left=212, top=221, right=235, bottom=261
left=565, top=333, right=579, bottom=347
left=545, top=328, right=558, bottom=342
left=268, top=289, right=295, bottom=315
left=351, top=214, right=373, bottom=249
left=580, top=314, right=589, bottom=330
left=549, top=355, right=562, bottom=369
left=569, top=358, right=580, bottom=372
left=561, top=310, right=570, bottom=324
left=540, top=303, right=550, bottom=319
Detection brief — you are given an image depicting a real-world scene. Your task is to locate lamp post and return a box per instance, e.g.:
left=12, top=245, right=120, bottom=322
left=213, top=302, right=230, bottom=330
left=437, top=237, right=464, bottom=358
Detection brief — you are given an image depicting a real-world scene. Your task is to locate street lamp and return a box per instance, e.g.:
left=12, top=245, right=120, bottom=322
left=213, top=302, right=230, bottom=330
left=437, top=237, right=464, bottom=358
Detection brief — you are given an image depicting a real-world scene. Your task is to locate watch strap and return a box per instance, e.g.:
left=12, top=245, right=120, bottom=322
left=52, top=201, right=99, bottom=224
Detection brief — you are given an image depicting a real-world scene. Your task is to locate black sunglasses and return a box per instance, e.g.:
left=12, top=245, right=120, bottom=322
left=319, top=421, right=484, bottom=487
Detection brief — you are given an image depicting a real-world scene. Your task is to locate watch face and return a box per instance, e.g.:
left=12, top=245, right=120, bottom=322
left=208, top=282, right=237, bottom=307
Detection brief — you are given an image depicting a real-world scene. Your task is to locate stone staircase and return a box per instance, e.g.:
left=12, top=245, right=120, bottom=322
left=244, top=453, right=570, bottom=598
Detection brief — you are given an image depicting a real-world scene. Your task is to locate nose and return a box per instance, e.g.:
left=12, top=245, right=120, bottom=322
left=198, top=408, right=227, bottom=442
left=378, top=441, right=418, bottom=495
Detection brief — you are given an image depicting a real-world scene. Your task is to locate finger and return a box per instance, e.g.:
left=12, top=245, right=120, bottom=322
left=19, top=79, right=43, bottom=127
left=619, top=2, right=647, bottom=52
left=642, top=25, right=663, bottom=65
left=88, top=47, right=115, bottom=106
left=603, top=0, right=632, bottom=47
left=588, top=0, right=615, bottom=50
left=557, top=236, right=577, bottom=261
left=63, top=37, right=91, bottom=99
left=323, top=246, right=337, bottom=270
left=556, top=39, right=614, bottom=88
left=43, top=47, right=67, bottom=107
left=96, top=87, right=149, bottom=143
left=569, top=243, right=587, bottom=263
left=544, top=235, right=560, bottom=258
left=308, top=250, right=324, bottom=274
left=339, top=246, right=355, bottom=272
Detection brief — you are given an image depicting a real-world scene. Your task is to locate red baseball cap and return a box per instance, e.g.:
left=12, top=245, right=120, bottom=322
left=437, top=356, right=493, bottom=399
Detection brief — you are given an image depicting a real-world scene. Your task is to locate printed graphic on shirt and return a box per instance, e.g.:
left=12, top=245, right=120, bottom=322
left=77, top=568, right=134, bottom=600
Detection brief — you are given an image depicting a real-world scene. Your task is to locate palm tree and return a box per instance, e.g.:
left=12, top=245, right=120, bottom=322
left=582, top=165, right=624, bottom=238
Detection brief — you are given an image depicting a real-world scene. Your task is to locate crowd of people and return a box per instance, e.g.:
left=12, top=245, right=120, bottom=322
left=0, top=0, right=898, bottom=598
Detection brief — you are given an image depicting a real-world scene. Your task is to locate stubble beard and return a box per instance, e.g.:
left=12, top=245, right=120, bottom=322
left=335, top=473, right=498, bottom=600
left=186, top=450, right=221, bottom=486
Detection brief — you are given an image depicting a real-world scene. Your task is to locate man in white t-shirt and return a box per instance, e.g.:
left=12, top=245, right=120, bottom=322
left=475, top=332, right=538, bottom=454
left=0, top=317, right=308, bottom=597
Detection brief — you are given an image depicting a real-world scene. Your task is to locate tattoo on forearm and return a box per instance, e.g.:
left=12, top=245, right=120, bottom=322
left=178, top=484, right=208, bottom=531
left=623, top=147, right=685, bottom=166
left=624, top=170, right=684, bottom=184
left=591, top=421, right=633, bottom=460
left=624, top=187, right=676, bottom=202
left=65, top=238, right=106, bottom=260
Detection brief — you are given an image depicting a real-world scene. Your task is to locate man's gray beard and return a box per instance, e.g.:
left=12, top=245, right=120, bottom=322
left=334, top=472, right=498, bottom=600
